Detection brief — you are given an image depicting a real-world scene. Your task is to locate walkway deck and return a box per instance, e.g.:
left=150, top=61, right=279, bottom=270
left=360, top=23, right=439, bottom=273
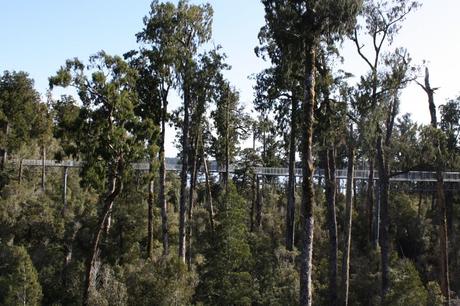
left=15, top=159, right=460, bottom=183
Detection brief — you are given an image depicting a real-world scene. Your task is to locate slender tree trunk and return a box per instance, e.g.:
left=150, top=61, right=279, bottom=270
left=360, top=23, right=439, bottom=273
left=423, top=67, right=437, bottom=128
left=286, top=97, right=297, bottom=251
left=367, top=159, right=375, bottom=245
left=380, top=93, right=400, bottom=301
left=299, top=43, right=316, bottom=306
left=446, top=189, right=453, bottom=234
left=436, top=175, right=450, bottom=302
left=104, top=177, right=114, bottom=236
left=378, top=94, right=399, bottom=298
left=18, top=158, right=23, bottom=184
left=420, top=67, right=450, bottom=303
left=179, top=81, right=190, bottom=263
left=224, top=98, right=230, bottom=193
left=147, top=179, right=154, bottom=259
left=159, top=96, right=169, bottom=256
left=417, top=186, right=423, bottom=219
left=325, top=147, right=338, bottom=305
left=62, top=167, right=69, bottom=217
left=341, top=134, right=354, bottom=306
left=353, top=178, right=357, bottom=211
left=83, top=174, right=122, bottom=306
left=187, top=136, right=199, bottom=267
left=251, top=132, right=257, bottom=232
left=203, top=154, right=214, bottom=232
left=376, top=134, right=390, bottom=299
left=0, top=149, right=5, bottom=170
left=373, top=179, right=380, bottom=249
left=250, top=174, right=256, bottom=232
left=255, top=175, right=262, bottom=229
left=0, top=122, right=8, bottom=171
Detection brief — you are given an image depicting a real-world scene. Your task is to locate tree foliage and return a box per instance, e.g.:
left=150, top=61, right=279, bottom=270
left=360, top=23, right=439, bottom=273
left=1, top=1, right=460, bottom=305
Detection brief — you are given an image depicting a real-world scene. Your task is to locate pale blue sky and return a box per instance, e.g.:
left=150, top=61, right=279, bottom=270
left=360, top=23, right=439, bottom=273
left=1, top=0, right=460, bottom=154
left=0, top=0, right=267, bottom=105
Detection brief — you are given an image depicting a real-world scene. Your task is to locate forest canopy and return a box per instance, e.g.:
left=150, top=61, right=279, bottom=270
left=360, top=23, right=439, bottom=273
left=0, top=1, right=459, bottom=305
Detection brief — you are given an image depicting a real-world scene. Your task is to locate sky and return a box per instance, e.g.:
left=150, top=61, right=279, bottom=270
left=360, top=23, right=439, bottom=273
left=1, top=0, right=460, bottom=156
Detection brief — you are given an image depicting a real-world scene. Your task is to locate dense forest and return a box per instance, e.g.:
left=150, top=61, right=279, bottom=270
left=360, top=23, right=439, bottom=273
left=1, top=0, right=460, bottom=305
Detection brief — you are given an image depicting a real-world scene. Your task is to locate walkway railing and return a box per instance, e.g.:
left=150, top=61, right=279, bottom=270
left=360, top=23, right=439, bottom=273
left=14, top=159, right=460, bottom=183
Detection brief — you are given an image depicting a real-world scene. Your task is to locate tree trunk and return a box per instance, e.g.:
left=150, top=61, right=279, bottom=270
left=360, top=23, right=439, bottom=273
left=187, top=136, right=199, bottom=267
left=367, top=159, right=375, bottom=245
left=147, top=179, right=154, bottom=259
left=378, top=93, right=398, bottom=302
left=436, top=175, right=450, bottom=302
left=341, top=135, right=354, bottom=306
left=373, top=179, right=380, bottom=249
left=376, top=134, right=390, bottom=299
left=179, top=81, right=191, bottom=263
left=424, top=67, right=437, bottom=127
left=159, top=96, right=169, bottom=256
left=83, top=175, right=122, bottom=306
left=203, top=155, right=214, bottom=232
left=446, top=189, right=453, bottom=235
left=18, top=159, right=23, bottom=184
left=104, top=175, right=115, bottom=236
left=325, top=147, right=338, bottom=305
left=286, top=97, right=297, bottom=251
left=421, top=67, right=450, bottom=303
left=250, top=173, right=256, bottom=232
left=417, top=186, right=423, bottom=220
left=255, top=175, right=262, bottom=229
left=224, top=98, right=230, bottom=193
left=299, top=43, right=316, bottom=306
left=353, top=178, right=357, bottom=212
left=0, top=122, right=8, bottom=171
left=62, top=167, right=69, bottom=217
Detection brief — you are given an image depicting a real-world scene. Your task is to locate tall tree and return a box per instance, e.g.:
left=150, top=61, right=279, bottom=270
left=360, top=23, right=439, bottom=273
left=256, top=7, right=305, bottom=250
left=0, top=245, right=43, bottom=305
left=0, top=71, right=41, bottom=172
left=124, top=49, right=165, bottom=258
left=134, top=0, right=183, bottom=257
left=34, top=99, right=53, bottom=192
left=316, top=50, right=349, bottom=305
left=49, top=52, right=153, bottom=305
left=140, top=0, right=213, bottom=263
left=352, top=0, right=419, bottom=247
left=211, top=78, right=249, bottom=191
left=171, top=0, right=213, bottom=263
left=186, top=49, right=228, bottom=265
left=341, top=124, right=355, bottom=306
left=259, top=1, right=362, bottom=304
left=418, top=67, right=450, bottom=304
left=378, top=49, right=414, bottom=300
left=253, top=67, right=301, bottom=247
left=195, top=184, right=254, bottom=305
left=352, top=0, right=419, bottom=298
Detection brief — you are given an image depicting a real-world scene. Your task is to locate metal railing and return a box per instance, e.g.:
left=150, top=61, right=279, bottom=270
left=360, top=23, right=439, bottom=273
left=13, top=159, right=460, bottom=182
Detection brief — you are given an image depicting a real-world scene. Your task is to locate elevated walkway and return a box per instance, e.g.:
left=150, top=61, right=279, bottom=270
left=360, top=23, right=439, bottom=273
left=16, top=158, right=460, bottom=183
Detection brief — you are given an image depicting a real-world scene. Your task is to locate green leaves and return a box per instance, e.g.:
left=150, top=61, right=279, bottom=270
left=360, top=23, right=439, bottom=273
left=137, top=0, right=213, bottom=75
left=50, top=52, right=152, bottom=190
left=125, top=257, right=197, bottom=306
left=196, top=183, right=255, bottom=305
left=0, top=245, right=43, bottom=306
left=0, top=71, right=45, bottom=155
